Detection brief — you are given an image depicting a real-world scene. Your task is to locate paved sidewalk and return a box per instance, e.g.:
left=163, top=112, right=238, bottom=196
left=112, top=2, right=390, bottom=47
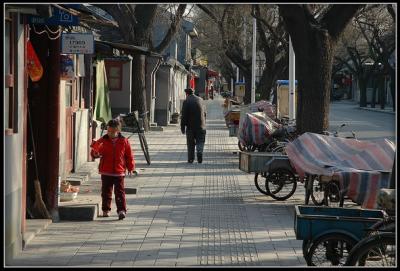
left=10, top=97, right=310, bottom=267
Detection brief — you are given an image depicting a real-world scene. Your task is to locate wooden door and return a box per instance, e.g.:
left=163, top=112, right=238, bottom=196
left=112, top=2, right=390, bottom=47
left=64, top=80, right=74, bottom=174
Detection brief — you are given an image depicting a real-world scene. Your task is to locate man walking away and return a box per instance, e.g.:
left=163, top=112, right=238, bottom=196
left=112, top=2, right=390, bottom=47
left=181, top=88, right=207, bottom=163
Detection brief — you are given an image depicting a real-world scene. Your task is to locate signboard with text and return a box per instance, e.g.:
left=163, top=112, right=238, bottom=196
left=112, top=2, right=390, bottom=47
left=61, top=33, right=94, bottom=54
left=28, top=7, right=79, bottom=26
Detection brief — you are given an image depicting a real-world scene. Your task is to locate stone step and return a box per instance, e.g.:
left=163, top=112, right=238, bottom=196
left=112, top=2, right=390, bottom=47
left=58, top=204, right=98, bottom=221
left=58, top=193, right=101, bottom=221
left=65, top=175, right=87, bottom=186
left=149, top=126, right=164, bottom=131
left=23, top=219, right=52, bottom=248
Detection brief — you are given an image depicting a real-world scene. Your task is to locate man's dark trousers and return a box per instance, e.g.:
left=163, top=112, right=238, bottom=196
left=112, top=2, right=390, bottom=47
left=186, top=129, right=206, bottom=162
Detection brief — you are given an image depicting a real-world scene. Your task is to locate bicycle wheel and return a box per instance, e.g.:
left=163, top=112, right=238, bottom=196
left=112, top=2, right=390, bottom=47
left=271, top=144, right=287, bottom=154
left=138, top=133, right=151, bottom=165
left=310, top=177, right=325, bottom=206
left=323, top=181, right=342, bottom=207
left=265, top=168, right=297, bottom=201
left=306, top=233, right=357, bottom=266
left=254, top=172, right=269, bottom=195
left=345, top=232, right=395, bottom=266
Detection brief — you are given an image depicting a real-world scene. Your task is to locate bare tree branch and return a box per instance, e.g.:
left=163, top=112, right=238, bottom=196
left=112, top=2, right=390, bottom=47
left=321, top=4, right=364, bottom=40
left=154, top=4, right=187, bottom=53
left=386, top=4, right=396, bottom=22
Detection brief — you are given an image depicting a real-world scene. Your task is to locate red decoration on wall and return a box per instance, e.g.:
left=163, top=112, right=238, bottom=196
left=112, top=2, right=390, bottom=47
left=190, top=76, right=195, bottom=89
left=26, top=40, right=43, bottom=82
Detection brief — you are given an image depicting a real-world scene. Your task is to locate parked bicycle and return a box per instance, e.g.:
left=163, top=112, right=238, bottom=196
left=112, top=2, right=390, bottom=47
left=238, top=123, right=297, bottom=154
left=117, top=111, right=151, bottom=165
left=295, top=205, right=388, bottom=266
left=345, top=190, right=396, bottom=266
left=307, top=123, right=357, bottom=206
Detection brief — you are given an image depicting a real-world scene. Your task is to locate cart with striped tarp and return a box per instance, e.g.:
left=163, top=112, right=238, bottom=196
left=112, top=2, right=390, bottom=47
left=239, top=132, right=395, bottom=208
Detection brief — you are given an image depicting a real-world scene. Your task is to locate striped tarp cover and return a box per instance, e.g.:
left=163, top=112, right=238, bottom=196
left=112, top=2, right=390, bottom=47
left=249, top=100, right=276, bottom=119
left=285, top=132, right=395, bottom=209
left=238, top=113, right=279, bottom=145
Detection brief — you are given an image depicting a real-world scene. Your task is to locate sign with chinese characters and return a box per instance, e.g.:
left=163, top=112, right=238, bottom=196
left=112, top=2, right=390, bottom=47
left=28, top=7, right=80, bottom=26
left=61, top=33, right=94, bottom=54
left=60, top=55, right=75, bottom=79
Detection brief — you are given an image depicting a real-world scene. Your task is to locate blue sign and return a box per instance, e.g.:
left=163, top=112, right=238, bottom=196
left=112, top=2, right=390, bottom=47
left=276, top=80, right=298, bottom=86
left=28, top=7, right=79, bottom=26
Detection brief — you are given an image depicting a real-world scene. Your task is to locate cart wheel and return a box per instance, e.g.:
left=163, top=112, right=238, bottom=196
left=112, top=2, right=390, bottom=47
left=254, top=172, right=269, bottom=195
left=303, top=240, right=312, bottom=259
left=324, top=181, right=341, bottom=207
left=265, top=168, right=297, bottom=201
left=238, top=141, right=245, bottom=151
left=304, top=178, right=311, bottom=205
left=311, top=177, right=325, bottom=206
left=306, top=233, right=357, bottom=266
left=238, top=141, right=257, bottom=152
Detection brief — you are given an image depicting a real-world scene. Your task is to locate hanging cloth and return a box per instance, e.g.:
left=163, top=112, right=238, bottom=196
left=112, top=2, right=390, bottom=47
left=27, top=40, right=43, bottom=82
left=94, top=60, right=112, bottom=124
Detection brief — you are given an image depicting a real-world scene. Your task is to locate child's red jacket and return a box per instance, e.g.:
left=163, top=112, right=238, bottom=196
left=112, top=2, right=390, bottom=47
left=91, top=133, right=135, bottom=175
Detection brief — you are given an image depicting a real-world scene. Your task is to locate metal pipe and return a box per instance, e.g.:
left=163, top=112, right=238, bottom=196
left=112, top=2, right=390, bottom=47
left=150, top=57, right=162, bottom=124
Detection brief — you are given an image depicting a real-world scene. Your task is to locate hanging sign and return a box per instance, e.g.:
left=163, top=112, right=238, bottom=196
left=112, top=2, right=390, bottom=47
left=26, top=40, right=43, bottom=82
left=28, top=7, right=79, bottom=26
left=61, top=33, right=94, bottom=54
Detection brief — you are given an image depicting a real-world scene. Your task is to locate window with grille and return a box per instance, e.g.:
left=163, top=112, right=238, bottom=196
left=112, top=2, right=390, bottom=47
left=105, top=60, right=123, bottom=91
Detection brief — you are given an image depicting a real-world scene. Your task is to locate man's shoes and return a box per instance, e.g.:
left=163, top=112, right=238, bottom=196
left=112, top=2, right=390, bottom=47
left=197, top=153, right=203, bottom=163
left=102, top=211, right=110, bottom=217
left=188, top=159, right=194, bottom=163
left=118, top=211, right=126, bottom=220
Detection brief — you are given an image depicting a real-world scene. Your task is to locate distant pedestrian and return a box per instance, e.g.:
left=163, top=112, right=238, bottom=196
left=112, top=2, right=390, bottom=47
left=181, top=88, right=207, bottom=163
left=90, top=119, right=135, bottom=220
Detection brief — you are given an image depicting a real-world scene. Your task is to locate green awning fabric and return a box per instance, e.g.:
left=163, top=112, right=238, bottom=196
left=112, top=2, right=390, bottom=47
left=94, top=60, right=112, bottom=124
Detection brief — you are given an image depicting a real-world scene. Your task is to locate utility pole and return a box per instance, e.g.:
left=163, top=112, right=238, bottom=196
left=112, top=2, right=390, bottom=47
left=251, top=16, right=256, bottom=104
left=243, top=16, right=246, bottom=83
left=288, top=36, right=296, bottom=121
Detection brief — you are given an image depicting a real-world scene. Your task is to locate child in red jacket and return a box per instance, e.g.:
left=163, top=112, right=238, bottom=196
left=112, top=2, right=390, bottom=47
left=91, top=119, right=135, bottom=220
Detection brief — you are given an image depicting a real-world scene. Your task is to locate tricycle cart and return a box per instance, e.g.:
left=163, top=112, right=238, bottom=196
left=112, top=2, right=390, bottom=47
left=239, top=151, right=299, bottom=200
left=239, top=151, right=340, bottom=204
left=294, top=205, right=387, bottom=266
left=239, top=132, right=395, bottom=209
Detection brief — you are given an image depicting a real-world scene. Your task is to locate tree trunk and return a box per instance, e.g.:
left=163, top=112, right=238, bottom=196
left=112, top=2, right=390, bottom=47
left=243, top=72, right=252, bottom=104
left=256, top=68, right=271, bottom=100
left=131, top=54, right=149, bottom=131
left=358, top=77, right=368, bottom=108
left=389, top=71, right=395, bottom=111
left=256, top=66, right=278, bottom=101
left=131, top=5, right=157, bottom=132
left=379, top=75, right=385, bottom=110
left=371, top=77, right=377, bottom=108
left=295, top=31, right=334, bottom=134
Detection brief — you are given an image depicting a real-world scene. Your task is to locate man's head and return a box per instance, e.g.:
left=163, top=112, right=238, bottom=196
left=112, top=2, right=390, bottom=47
left=106, top=119, right=121, bottom=138
left=184, top=88, right=194, bottom=95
